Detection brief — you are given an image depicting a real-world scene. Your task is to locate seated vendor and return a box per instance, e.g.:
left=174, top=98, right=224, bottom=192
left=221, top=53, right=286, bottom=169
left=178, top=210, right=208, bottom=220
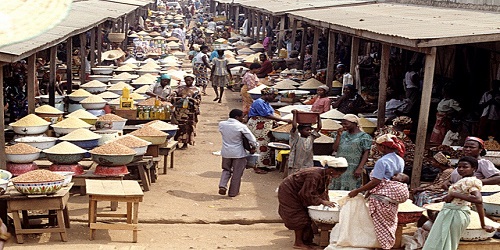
left=285, top=50, right=300, bottom=69
left=256, top=54, right=273, bottom=78
left=331, top=84, right=368, bottom=114
left=304, top=85, right=331, bottom=113
left=146, top=73, right=172, bottom=101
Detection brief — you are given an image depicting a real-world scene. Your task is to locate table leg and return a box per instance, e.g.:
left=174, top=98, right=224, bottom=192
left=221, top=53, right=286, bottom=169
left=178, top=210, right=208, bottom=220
left=132, top=202, right=139, bottom=243
left=163, top=154, right=168, bottom=174
left=21, top=210, right=30, bottom=228
left=137, top=163, right=150, bottom=192
left=89, top=199, right=96, bottom=240
left=56, top=210, right=67, bottom=242
left=0, top=201, right=7, bottom=226
left=170, top=151, right=174, bottom=168
left=11, top=211, right=24, bottom=244
left=127, top=202, right=132, bottom=224
left=63, top=206, right=70, bottom=228
left=111, top=201, right=118, bottom=211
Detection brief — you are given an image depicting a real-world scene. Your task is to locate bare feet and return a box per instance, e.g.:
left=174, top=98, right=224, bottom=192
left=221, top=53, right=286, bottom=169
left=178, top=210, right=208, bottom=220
left=292, top=244, right=313, bottom=249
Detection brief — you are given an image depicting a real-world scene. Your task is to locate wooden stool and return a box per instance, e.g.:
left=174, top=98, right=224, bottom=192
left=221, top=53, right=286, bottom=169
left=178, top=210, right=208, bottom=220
left=7, top=184, right=72, bottom=243
left=86, top=180, right=144, bottom=243
left=126, top=158, right=153, bottom=192
left=159, top=140, right=178, bottom=174
left=316, top=222, right=335, bottom=247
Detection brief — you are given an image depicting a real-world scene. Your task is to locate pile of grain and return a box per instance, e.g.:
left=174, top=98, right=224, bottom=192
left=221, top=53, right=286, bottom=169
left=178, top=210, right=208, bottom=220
left=130, top=127, right=168, bottom=137
left=299, top=78, right=324, bottom=89
left=320, top=109, right=345, bottom=120
left=115, top=65, right=135, bottom=71
left=6, top=143, right=41, bottom=154
left=114, top=72, right=134, bottom=79
left=482, top=185, right=500, bottom=193
left=142, top=61, right=160, bottom=69
left=467, top=210, right=500, bottom=229
left=483, top=192, right=500, bottom=204
left=44, top=141, right=87, bottom=154
left=359, top=117, right=376, bottom=128
left=80, top=95, right=106, bottom=103
left=112, top=135, right=150, bottom=148
left=69, top=89, right=91, bottom=97
left=398, top=200, right=425, bottom=212
left=129, top=92, right=147, bottom=100
left=423, top=202, right=444, bottom=211
left=66, top=109, right=97, bottom=120
left=273, top=79, right=297, bottom=90
left=12, top=169, right=64, bottom=183
left=485, top=138, right=500, bottom=151
left=134, top=85, right=150, bottom=94
left=247, top=84, right=269, bottom=95
left=272, top=124, right=292, bottom=133
left=97, top=114, right=126, bottom=122
left=315, top=133, right=335, bottom=143
left=90, top=142, right=135, bottom=155
left=315, top=119, right=342, bottom=130
left=108, top=82, right=133, bottom=90
left=137, top=98, right=169, bottom=106
left=81, top=80, right=107, bottom=88
left=133, top=75, right=156, bottom=84
left=11, top=114, right=50, bottom=126
left=144, top=120, right=178, bottom=130
left=249, top=43, right=264, bottom=49
left=98, top=91, right=120, bottom=99
left=59, top=128, right=101, bottom=141
left=107, top=98, right=121, bottom=105
left=52, top=117, right=91, bottom=128
left=35, top=105, right=64, bottom=114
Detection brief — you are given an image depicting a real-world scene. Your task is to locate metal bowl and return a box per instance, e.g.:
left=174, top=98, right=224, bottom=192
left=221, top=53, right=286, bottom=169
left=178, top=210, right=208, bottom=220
left=62, top=138, right=100, bottom=150
left=461, top=228, right=496, bottom=241
left=483, top=151, right=500, bottom=166
left=92, top=67, right=114, bottom=75
left=51, top=125, right=92, bottom=136
left=91, top=153, right=135, bottom=166
left=89, top=75, right=112, bottom=83
left=308, top=205, right=340, bottom=224
left=38, top=95, right=65, bottom=104
left=6, top=152, right=40, bottom=164
left=15, top=136, right=57, bottom=150
left=45, top=152, right=86, bottom=164
left=483, top=202, right=500, bottom=216
left=134, top=135, right=167, bottom=145
left=81, top=102, right=107, bottom=110
left=81, top=86, right=107, bottom=94
left=13, top=179, right=64, bottom=195
left=397, top=211, right=423, bottom=224
left=68, top=95, right=90, bottom=102
left=10, top=124, right=49, bottom=135
left=0, top=170, right=12, bottom=181
left=271, top=131, right=290, bottom=141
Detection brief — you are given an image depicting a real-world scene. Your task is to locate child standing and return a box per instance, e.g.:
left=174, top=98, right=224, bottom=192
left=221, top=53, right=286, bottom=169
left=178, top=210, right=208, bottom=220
left=287, top=110, right=322, bottom=175
left=210, top=49, right=232, bottom=103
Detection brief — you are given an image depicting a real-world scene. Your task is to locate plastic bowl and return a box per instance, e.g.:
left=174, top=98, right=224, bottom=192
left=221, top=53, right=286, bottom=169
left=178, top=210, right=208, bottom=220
left=38, top=95, right=65, bottom=104
left=0, top=179, right=8, bottom=192
left=81, top=86, right=107, bottom=94
left=45, top=152, right=86, bottom=164
left=397, top=211, right=423, bottom=224
left=68, top=95, right=90, bottom=102
left=10, top=124, right=49, bottom=135
left=0, top=170, right=12, bottom=181
left=91, top=153, right=135, bottom=166
left=130, top=145, right=149, bottom=156
left=109, top=78, right=131, bottom=84
left=6, top=152, right=40, bottom=164
left=89, top=75, right=112, bottom=83
left=15, top=136, right=57, bottom=150
left=51, top=125, right=92, bottom=136
left=271, top=131, right=290, bottom=141
left=81, top=102, right=107, bottom=110
left=51, top=171, right=74, bottom=186
left=13, top=179, right=64, bottom=195
left=62, top=138, right=100, bottom=150
left=308, top=205, right=340, bottom=224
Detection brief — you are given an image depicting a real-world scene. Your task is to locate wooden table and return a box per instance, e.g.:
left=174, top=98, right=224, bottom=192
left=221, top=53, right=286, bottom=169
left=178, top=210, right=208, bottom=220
left=126, top=157, right=154, bottom=192
left=73, top=170, right=124, bottom=196
left=0, top=183, right=73, bottom=244
left=159, top=140, right=178, bottom=174
left=86, top=180, right=144, bottom=243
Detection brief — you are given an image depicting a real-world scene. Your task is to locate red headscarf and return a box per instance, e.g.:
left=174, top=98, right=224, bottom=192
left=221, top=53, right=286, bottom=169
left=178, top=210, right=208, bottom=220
left=465, top=136, right=485, bottom=149
left=376, top=134, right=406, bottom=157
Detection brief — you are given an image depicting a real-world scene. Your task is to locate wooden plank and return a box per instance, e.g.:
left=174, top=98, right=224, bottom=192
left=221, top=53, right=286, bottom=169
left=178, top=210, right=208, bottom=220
left=0, top=66, right=5, bottom=170
left=90, top=223, right=137, bottom=230
left=97, top=25, right=103, bottom=65
left=411, top=47, right=437, bottom=189
left=326, top=30, right=336, bottom=89
left=49, top=46, right=57, bottom=106
left=66, top=37, right=73, bottom=95
left=234, top=6, right=240, bottom=31
left=277, top=15, right=286, bottom=51
left=90, top=195, right=142, bottom=202
left=86, top=179, right=124, bottom=196
left=267, top=15, right=274, bottom=55
left=27, top=54, right=36, bottom=114
left=291, top=18, right=297, bottom=50
left=96, top=213, right=128, bottom=218
left=256, top=11, right=261, bottom=42
left=298, top=24, right=308, bottom=70
left=56, top=209, right=68, bottom=241
left=80, top=33, right=86, bottom=84
left=90, top=28, right=96, bottom=68
left=133, top=202, right=139, bottom=242
left=377, top=44, right=390, bottom=129
left=121, top=180, right=144, bottom=196
left=350, top=36, right=360, bottom=90
left=311, top=27, right=320, bottom=73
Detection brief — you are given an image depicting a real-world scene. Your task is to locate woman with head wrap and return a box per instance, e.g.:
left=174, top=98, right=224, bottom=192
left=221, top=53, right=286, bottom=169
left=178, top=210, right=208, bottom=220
left=412, top=151, right=454, bottom=206
left=278, top=165, right=347, bottom=249
left=247, top=87, right=292, bottom=174
left=330, top=114, right=372, bottom=190
left=146, top=74, right=172, bottom=101
left=449, top=136, right=500, bottom=185
left=240, top=63, right=262, bottom=116
left=348, top=134, right=409, bottom=250
left=331, top=84, right=368, bottom=114
left=193, top=45, right=211, bottom=95
left=304, top=85, right=331, bottom=113
left=170, top=74, right=201, bottom=149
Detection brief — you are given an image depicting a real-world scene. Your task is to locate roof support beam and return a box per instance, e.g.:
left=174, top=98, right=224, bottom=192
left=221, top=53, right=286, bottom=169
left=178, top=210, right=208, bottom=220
left=66, top=37, right=73, bottom=95
left=326, top=29, right=336, bottom=89
left=411, top=47, right=437, bottom=189
left=49, top=46, right=57, bottom=106
left=27, top=54, right=36, bottom=114
left=298, top=24, right=308, bottom=70
left=0, top=66, right=5, bottom=171
left=377, top=44, right=390, bottom=129
left=350, top=36, right=360, bottom=90
left=311, top=27, right=320, bottom=73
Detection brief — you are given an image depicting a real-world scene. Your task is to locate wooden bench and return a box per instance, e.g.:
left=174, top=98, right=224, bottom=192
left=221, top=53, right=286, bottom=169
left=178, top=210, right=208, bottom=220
left=126, top=157, right=154, bottom=192
left=86, top=180, right=144, bottom=243
left=159, top=140, right=178, bottom=174
left=3, top=184, right=73, bottom=244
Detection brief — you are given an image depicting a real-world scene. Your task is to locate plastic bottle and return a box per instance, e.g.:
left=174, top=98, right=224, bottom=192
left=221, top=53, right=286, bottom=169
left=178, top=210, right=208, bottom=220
left=182, top=98, right=189, bottom=109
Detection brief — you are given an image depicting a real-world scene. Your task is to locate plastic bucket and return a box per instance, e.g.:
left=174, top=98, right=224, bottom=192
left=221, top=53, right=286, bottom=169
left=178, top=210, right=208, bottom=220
left=295, top=111, right=320, bottom=124
left=246, top=153, right=258, bottom=167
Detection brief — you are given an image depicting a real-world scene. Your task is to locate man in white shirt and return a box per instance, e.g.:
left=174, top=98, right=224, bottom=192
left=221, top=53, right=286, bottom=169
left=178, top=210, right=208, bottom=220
left=218, top=109, right=257, bottom=197
left=146, top=74, right=171, bottom=101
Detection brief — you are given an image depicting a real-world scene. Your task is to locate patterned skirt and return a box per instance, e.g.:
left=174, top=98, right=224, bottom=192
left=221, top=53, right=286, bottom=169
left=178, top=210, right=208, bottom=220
left=247, top=116, right=274, bottom=168
left=240, top=85, right=254, bottom=115
left=194, top=63, right=208, bottom=87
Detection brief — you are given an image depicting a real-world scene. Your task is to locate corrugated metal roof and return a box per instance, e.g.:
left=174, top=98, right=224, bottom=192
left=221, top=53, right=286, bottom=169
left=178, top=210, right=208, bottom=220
left=217, top=0, right=374, bottom=15
left=288, top=3, right=500, bottom=48
left=0, top=0, right=151, bottom=62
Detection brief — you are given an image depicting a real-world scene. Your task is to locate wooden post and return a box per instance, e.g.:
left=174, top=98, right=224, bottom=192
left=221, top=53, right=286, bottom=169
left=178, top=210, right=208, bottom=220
left=350, top=36, right=360, bottom=89
left=256, top=12, right=261, bottom=42
left=377, top=44, right=390, bottom=129
left=249, top=10, right=254, bottom=39
left=234, top=6, right=240, bottom=31
left=267, top=15, right=274, bottom=56
left=27, top=54, right=36, bottom=114
left=49, top=46, right=57, bottom=106
left=97, top=25, right=103, bottom=65
left=298, top=24, right=308, bottom=70
left=278, top=15, right=286, bottom=50
left=80, top=33, right=86, bottom=84
left=245, top=9, right=250, bottom=37
left=210, top=0, right=215, bottom=13
left=291, top=18, right=297, bottom=50
left=0, top=65, right=5, bottom=170
left=66, top=37, right=73, bottom=95
left=311, top=27, right=320, bottom=73
left=411, top=47, right=437, bottom=189
left=326, top=30, right=336, bottom=89
left=90, top=28, right=96, bottom=68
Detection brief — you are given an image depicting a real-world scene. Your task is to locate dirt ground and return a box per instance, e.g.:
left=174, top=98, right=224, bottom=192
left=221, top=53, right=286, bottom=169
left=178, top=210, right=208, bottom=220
left=4, top=90, right=299, bottom=249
